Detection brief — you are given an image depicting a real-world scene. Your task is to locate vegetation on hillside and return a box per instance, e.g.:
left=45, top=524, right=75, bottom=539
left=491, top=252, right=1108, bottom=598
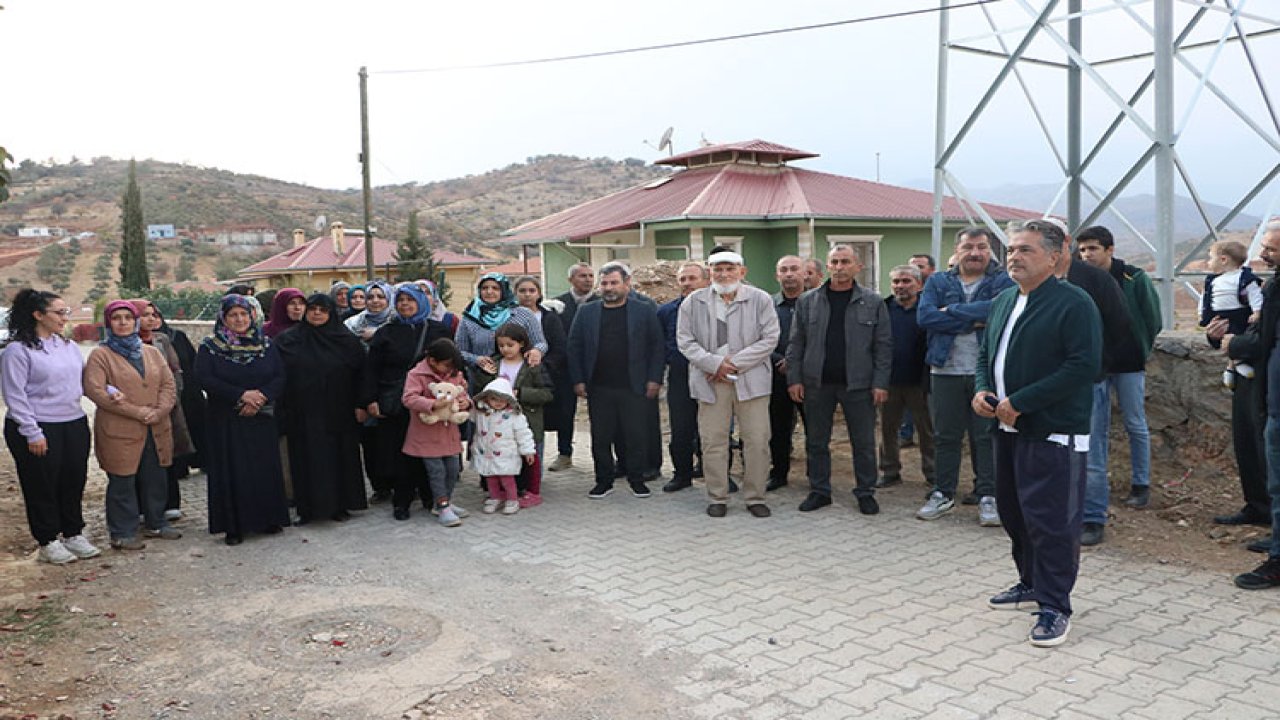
left=0, top=155, right=669, bottom=252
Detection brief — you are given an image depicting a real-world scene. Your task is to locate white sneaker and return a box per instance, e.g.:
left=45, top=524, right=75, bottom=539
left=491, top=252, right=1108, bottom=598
left=437, top=506, right=462, bottom=527
left=62, top=535, right=101, bottom=559
left=164, top=509, right=182, bottom=521
left=482, top=498, right=501, bottom=514
left=501, top=500, right=520, bottom=515
left=431, top=504, right=471, bottom=518
left=38, top=539, right=77, bottom=565
left=916, top=491, right=955, bottom=521
left=978, top=496, right=1002, bottom=527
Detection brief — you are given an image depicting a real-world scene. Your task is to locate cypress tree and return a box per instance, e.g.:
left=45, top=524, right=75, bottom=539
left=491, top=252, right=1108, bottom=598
left=119, top=159, right=150, bottom=290
left=395, top=210, right=436, bottom=281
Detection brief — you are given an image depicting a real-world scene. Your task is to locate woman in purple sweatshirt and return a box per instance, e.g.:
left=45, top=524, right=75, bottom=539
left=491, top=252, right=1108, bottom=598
left=1, top=289, right=99, bottom=564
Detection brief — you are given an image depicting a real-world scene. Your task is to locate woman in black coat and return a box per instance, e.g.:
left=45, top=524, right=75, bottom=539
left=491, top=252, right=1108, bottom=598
left=360, top=283, right=451, bottom=518
left=275, top=294, right=369, bottom=524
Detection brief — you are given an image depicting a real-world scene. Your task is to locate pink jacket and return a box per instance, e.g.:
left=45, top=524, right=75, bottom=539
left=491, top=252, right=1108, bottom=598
left=401, top=361, right=469, bottom=458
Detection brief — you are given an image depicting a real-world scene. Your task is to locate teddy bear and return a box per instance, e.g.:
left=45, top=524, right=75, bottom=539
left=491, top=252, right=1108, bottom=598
left=418, top=381, right=470, bottom=425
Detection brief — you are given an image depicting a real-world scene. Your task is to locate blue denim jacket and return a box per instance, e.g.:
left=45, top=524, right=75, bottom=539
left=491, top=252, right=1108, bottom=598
left=917, top=260, right=1014, bottom=369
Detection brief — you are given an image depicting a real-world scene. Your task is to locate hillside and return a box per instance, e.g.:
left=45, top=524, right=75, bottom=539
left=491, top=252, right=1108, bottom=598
left=0, top=155, right=670, bottom=250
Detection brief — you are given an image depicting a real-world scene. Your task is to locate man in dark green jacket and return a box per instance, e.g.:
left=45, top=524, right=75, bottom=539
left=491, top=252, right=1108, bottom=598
left=974, top=219, right=1101, bottom=648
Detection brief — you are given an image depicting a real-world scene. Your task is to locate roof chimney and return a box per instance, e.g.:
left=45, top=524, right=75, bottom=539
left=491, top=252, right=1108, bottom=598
left=292, top=228, right=306, bottom=248
left=331, top=221, right=345, bottom=256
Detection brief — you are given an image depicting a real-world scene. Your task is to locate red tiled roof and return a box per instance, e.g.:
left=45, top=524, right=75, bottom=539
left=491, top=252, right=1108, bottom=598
left=241, top=235, right=490, bottom=275
left=485, top=257, right=542, bottom=276
left=500, top=163, right=1042, bottom=245
left=656, top=139, right=819, bottom=167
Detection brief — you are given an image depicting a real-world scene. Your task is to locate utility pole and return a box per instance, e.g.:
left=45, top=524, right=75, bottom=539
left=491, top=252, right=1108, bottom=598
left=359, top=66, right=375, bottom=281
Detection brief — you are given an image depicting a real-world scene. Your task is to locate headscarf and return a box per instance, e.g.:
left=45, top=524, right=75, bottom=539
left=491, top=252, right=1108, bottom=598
left=102, top=299, right=144, bottom=362
left=128, top=299, right=154, bottom=344
left=421, top=279, right=447, bottom=322
left=263, top=288, right=304, bottom=339
left=392, top=283, right=432, bottom=326
left=462, top=273, right=516, bottom=331
left=202, top=294, right=268, bottom=364
left=329, top=281, right=352, bottom=308
left=345, top=279, right=394, bottom=333
left=274, top=294, right=365, bottom=392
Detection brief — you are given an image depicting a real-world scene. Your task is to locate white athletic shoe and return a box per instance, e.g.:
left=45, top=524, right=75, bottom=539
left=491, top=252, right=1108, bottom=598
left=61, top=535, right=102, bottom=559
left=38, top=539, right=77, bottom=565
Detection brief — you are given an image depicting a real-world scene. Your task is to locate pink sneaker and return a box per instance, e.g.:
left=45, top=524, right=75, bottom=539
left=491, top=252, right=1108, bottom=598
left=518, top=493, right=543, bottom=508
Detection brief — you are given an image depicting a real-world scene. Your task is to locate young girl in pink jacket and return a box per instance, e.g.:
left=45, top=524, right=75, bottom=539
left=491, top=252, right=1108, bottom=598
left=401, top=339, right=472, bottom=526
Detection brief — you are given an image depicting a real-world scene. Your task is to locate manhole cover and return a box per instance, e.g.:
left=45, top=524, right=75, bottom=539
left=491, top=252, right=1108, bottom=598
left=254, top=606, right=442, bottom=670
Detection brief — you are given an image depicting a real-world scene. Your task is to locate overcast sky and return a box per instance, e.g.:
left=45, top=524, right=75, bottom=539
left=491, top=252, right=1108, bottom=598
left=6, top=0, right=1279, bottom=215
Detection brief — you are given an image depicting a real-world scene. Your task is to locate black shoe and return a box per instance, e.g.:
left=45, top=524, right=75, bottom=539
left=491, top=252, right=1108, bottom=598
left=1081, top=522, right=1105, bottom=546
left=1248, top=539, right=1271, bottom=553
left=663, top=478, right=693, bottom=493
left=629, top=481, right=651, bottom=498
left=798, top=492, right=832, bottom=512
left=588, top=482, right=615, bottom=499
left=1123, top=485, right=1150, bottom=509
left=1234, top=557, right=1280, bottom=590
left=369, top=490, right=392, bottom=504
left=747, top=504, right=772, bottom=518
left=263, top=525, right=283, bottom=535
left=393, top=507, right=410, bottom=521
left=224, top=534, right=243, bottom=546
left=706, top=504, right=727, bottom=518
left=1214, top=510, right=1270, bottom=527
left=875, top=475, right=902, bottom=489
left=961, top=491, right=980, bottom=506
left=857, top=495, right=879, bottom=515
left=766, top=476, right=788, bottom=492
left=331, top=510, right=351, bottom=522
left=728, top=479, right=739, bottom=494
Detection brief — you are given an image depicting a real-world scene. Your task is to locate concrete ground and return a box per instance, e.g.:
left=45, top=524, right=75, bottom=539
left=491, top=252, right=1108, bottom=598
left=20, top=436, right=1280, bottom=720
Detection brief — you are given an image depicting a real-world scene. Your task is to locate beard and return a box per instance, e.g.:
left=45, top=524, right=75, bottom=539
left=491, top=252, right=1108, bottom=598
left=712, top=281, right=742, bottom=295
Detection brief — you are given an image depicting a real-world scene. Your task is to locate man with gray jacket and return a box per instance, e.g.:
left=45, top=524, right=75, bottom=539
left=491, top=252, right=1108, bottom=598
left=677, top=249, right=780, bottom=517
left=786, top=244, right=892, bottom=515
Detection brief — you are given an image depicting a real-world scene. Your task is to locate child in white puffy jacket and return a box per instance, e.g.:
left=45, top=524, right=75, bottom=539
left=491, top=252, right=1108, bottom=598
left=471, top=377, right=536, bottom=515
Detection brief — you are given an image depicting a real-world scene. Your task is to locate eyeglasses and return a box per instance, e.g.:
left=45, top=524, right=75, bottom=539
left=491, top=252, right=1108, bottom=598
left=46, top=308, right=72, bottom=317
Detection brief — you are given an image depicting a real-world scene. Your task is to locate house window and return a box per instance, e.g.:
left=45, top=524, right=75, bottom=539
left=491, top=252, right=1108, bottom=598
left=711, top=236, right=744, bottom=255
left=826, top=235, right=882, bottom=292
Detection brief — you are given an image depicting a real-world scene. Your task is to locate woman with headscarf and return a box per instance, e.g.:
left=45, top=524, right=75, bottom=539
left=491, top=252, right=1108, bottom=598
left=455, top=273, right=548, bottom=376
left=329, top=281, right=352, bottom=317
left=83, top=300, right=179, bottom=550
left=361, top=283, right=452, bottom=517
left=417, top=279, right=459, bottom=336
left=344, top=280, right=395, bottom=343
left=195, top=294, right=289, bottom=545
left=152, top=304, right=206, bottom=474
left=344, top=285, right=367, bottom=321
left=263, top=288, right=305, bottom=340
left=137, top=300, right=194, bottom=521
left=275, top=294, right=368, bottom=523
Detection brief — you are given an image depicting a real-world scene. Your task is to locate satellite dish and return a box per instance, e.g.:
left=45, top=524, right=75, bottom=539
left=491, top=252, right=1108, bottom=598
left=700, top=133, right=713, bottom=148
left=314, top=215, right=327, bottom=232
left=658, top=127, right=674, bottom=154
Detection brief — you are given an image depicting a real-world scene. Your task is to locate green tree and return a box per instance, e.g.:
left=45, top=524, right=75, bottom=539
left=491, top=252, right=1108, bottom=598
left=35, top=243, right=67, bottom=281
left=0, top=147, right=12, bottom=205
left=175, top=254, right=196, bottom=282
left=119, top=159, right=150, bottom=291
left=394, top=210, right=435, bottom=281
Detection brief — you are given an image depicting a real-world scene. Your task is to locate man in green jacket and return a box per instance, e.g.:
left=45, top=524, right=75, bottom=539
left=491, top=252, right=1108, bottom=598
left=974, top=219, right=1102, bottom=648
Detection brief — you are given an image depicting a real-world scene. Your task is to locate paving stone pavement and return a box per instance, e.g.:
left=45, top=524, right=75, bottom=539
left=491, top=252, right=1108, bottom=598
left=147, top=445, right=1280, bottom=718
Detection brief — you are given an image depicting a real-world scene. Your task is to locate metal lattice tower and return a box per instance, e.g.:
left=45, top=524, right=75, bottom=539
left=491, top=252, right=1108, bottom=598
left=932, top=0, right=1280, bottom=326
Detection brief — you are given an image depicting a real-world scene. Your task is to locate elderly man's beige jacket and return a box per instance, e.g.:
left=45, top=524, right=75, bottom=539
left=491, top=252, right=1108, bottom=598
left=675, top=284, right=780, bottom=403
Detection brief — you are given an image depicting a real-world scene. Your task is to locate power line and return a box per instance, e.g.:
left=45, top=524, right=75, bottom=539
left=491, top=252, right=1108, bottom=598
left=373, top=0, right=1001, bottom=76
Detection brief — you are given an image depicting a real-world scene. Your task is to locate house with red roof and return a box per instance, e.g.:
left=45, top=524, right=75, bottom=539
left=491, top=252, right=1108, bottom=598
left=238, top=223, right=493, bottom=310
left=500, top=140, right=1042, bottom=295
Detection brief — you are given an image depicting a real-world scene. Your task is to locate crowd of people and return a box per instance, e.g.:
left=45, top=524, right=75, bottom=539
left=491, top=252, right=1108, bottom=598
left=5, top=218, right=1280, bottom=650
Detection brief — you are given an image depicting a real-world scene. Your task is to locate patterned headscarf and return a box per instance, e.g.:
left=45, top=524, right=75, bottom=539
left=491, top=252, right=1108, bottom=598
left=202, top=294, right=268, bottom=364
left=462, top=273, right=516, bottom=331
left=392, top=283, right=432, bottom=326
left=102, top=299, right=143, bottom=362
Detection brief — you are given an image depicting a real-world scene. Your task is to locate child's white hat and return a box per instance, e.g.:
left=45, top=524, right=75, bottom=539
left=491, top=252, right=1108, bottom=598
left=475, top=377, right=519, bottom=408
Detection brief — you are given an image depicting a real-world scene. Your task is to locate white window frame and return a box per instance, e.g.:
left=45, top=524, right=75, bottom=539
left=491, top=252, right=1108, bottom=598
left=826, top=234, right=882, bottom=293
left=711, top=236, right=744, bottom=255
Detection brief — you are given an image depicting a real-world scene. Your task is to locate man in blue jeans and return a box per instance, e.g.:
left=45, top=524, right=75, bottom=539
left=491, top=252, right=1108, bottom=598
left=1077, top=226, right=1162, bottom=546
left=917, top=227, right=1013, bottom=526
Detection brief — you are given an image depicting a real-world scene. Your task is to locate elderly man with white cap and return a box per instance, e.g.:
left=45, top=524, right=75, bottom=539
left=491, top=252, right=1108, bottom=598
left=677, top=246, right=780, bottom=517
